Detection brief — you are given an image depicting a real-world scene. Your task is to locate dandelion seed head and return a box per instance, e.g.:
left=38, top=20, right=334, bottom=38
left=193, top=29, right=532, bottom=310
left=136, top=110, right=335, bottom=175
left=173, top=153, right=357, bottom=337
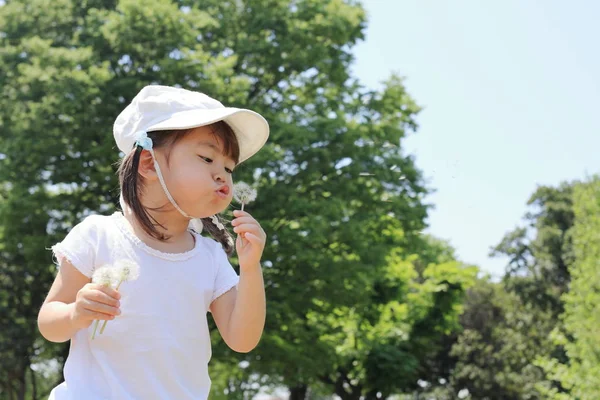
left=92, top=266, right=115, bottom=286
left=114, top=260, right=140, bottom=281
left=233, top=182, right=257, bottom=205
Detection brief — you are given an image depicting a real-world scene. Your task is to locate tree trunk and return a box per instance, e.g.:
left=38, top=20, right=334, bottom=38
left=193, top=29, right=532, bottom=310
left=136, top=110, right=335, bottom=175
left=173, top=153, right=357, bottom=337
left=31, top=366, right=38, bottom=400
left=365, top=389, right=387, bottom=400
left=9, top=379, right=15, bottom=400
left=289, top=384, right=308, bottom=400
left=17, top=365, right=26, bottom=400
left=333, top=376, right=362, bottom=400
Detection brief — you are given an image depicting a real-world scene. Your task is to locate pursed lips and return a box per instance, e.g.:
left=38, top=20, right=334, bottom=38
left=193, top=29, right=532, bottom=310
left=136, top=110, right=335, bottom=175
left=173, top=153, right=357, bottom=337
left=216, top=185, right=230, bottom=196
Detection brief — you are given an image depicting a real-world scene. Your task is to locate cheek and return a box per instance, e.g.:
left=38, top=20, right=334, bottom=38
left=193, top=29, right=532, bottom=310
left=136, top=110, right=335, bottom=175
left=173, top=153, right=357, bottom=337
left=168, top=161, right=208, bottom=189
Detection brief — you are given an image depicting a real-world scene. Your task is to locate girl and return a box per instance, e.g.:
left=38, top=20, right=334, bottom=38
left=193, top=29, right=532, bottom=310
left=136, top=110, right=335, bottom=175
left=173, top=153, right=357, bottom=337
left=37, top=85, right=268, bottom=399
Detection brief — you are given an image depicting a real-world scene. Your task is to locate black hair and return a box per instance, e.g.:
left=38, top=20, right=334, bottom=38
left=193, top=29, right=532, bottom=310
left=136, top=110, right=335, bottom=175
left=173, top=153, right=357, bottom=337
left=116, top=121, right=240, bottom=256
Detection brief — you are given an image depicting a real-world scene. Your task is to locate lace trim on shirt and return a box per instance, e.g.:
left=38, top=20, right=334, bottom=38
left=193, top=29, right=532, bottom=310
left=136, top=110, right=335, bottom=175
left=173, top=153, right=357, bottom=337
left=211, top=277, right=240, bottom=304
left=111, top=212, right=201, bottom=261
left=50, top=243, right=94, bottom=278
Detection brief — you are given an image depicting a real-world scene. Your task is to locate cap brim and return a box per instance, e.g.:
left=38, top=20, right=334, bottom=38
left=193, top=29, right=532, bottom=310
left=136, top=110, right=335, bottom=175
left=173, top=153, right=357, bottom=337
left=146, top=107, right=269, bottom=163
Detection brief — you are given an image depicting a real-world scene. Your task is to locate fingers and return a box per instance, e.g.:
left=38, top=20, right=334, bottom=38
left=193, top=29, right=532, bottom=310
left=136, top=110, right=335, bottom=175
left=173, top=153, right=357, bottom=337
left=86, top=310, right=117, bottom=321
left=233, top=210, right=250, bottom=218
left=243, top=232, right=262, bottom=244
left=73, top=301, right=117, bottom=325
left=80, top=284, right=121, bottom=319
left=84, top=298, right=121, bottom=316
left=236, top=234, right=246, bottom=248
left=92, top=288, right=120, bottom=306
left=81, top=295, right=121, bottom=318
left=232, top=223, right=264, bottom=236
left=89, top=283, right=121, bottom=301
left=231, top=216, right=255, bottom=226
left=231, top=211, right=265, bottom=239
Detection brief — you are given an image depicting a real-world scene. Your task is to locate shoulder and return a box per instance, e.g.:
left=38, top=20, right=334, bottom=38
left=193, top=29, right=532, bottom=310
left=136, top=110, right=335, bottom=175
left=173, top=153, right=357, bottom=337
left=77, top=212, right=115, bottom=230
left=193, top=235, right=230, bottom=261
left=51, top=213, right=119, bottom=278
left=70, top=213, right=120, bottom=242
left=195, top=235, right=225, bottom=253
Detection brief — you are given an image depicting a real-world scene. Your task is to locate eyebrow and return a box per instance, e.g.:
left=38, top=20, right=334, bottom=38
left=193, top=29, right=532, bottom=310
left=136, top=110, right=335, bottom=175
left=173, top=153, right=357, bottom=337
left=196, top=140, right=235, bottom=165
left=196, top=141, right=223, bottom=152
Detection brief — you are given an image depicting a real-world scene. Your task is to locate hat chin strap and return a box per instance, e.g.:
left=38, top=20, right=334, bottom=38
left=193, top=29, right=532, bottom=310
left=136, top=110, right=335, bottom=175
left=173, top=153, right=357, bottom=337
left=149, top=149, right=207, bottom=234
left=148, top=148, right=194, bottom=220
left=125, top=131, right=230, bottom=235
left=120, top=146, right=204, bottom=233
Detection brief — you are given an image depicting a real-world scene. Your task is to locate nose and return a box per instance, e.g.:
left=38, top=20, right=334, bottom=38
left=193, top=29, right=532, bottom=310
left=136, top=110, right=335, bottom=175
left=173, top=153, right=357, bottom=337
left=213, top=169, right=225, bottom=183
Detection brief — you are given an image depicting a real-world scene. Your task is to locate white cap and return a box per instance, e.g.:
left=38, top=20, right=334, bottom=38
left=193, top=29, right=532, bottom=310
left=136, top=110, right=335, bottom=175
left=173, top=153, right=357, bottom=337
left=113, top=85, right=269, bottom=163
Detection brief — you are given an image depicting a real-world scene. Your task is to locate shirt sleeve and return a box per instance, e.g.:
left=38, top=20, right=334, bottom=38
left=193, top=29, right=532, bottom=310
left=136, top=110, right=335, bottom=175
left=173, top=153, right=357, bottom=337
left=209, top=240, right=240, bottom=311
left=50, top=215, right=99, bottom=278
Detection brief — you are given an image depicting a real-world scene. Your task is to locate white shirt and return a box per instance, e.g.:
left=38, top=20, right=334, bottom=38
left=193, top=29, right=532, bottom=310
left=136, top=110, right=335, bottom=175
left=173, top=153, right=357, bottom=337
left=48, top=212, right=239, bottom=400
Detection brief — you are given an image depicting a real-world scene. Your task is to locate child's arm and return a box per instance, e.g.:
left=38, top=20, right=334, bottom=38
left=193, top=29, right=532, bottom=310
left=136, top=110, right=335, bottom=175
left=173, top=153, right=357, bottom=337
left=210, top=264, right=266, bottom=353
left=38, top=260, right=121, bottom=343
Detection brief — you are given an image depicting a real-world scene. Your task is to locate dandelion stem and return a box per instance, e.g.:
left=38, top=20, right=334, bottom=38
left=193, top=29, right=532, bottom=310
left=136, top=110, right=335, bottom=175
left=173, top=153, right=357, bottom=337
left=99, top=319, right=109, bottom=335
left=241, top=203, right=245, bottom=212
left=99, top=281, right=123, bottom=335
left=91, top=320, right=100, bottom=340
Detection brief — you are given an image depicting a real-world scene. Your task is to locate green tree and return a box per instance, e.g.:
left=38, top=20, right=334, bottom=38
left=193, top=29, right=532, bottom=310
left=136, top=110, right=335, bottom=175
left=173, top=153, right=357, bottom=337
left=443, top=278, right=554, bottom=399
left=411, top=183, right=580, bottom=399
left=488, top=183, right=578, bottom=398
left=310, top=232, right=477, bottom=400
left=0, top=0, right=438, bottom=398
left=491, top=183, right=575, bottom=316
left=538, top=177, right=600, bottom=399
left=418, top=182, right=580, bottom=400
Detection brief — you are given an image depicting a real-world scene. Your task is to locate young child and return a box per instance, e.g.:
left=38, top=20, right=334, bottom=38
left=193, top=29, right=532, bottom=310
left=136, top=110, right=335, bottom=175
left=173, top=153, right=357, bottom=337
left=37, top=85, right=269, bottom=399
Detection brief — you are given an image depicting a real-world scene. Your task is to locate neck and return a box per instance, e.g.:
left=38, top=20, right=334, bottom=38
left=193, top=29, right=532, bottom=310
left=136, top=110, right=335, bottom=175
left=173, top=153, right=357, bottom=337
left=121, top=197, right=192, bottom=247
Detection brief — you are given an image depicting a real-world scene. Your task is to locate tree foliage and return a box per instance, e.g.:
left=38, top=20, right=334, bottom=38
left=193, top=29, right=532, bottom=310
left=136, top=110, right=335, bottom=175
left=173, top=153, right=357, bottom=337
left=0, top=0, right=457, bottom=398
left=3, top=1, right=593, bottom=399
left=538, top=177, right=600, bottom=400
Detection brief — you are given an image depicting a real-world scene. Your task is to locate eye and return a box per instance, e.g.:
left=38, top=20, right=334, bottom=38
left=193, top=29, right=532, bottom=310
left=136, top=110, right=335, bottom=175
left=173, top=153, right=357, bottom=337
left=200, top=156, right=234, bottom=174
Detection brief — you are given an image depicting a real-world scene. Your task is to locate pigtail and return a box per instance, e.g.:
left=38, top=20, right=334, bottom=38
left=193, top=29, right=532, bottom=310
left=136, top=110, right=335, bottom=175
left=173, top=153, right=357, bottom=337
left=201, top=214, right=235, bottom=257
left=117, top=123, right=241, bottom=253
left=117, top=139, right=170, bottom=241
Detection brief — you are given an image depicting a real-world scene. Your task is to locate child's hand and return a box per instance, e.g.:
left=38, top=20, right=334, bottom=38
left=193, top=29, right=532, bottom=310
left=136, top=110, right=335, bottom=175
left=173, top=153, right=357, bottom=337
left=70, top=283, right=122, bottom=330
left=231, top=210, right=266, bottom=270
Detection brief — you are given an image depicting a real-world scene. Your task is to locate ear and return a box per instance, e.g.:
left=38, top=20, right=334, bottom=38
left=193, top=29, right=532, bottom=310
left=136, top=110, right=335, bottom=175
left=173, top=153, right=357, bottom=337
left=137, top=149, right=157, bottom=180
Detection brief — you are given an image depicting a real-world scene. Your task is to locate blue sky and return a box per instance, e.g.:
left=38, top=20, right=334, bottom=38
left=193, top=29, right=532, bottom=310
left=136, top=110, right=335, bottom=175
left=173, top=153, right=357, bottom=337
left=352, top=1, right=599, bottom=278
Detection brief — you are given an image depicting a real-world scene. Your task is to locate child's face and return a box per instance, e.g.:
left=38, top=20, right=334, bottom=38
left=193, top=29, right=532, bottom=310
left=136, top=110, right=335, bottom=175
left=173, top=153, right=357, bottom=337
left=156, top=126, right=236, bottom=218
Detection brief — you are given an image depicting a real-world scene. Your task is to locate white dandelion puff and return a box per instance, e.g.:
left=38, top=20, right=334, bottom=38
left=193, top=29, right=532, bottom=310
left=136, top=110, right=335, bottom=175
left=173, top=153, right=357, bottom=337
left=98, top=260, right=141, bottom=336
left=233, top=182, right=257, bottom=211
left=92, top=266, right=116, bottom=286
left=114, top=260, right=140, bottom=287
left=91, top=266, right=117, bottom=340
